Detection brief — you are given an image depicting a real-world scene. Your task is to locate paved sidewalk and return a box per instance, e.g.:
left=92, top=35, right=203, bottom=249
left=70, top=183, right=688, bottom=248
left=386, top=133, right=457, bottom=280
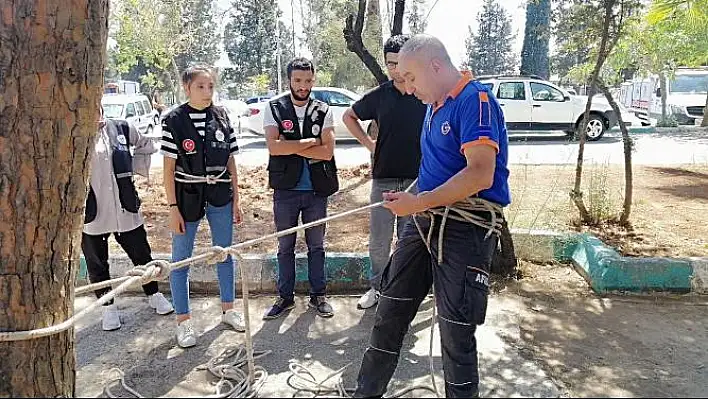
left=75, top=295, right=559, bottom=398
left=75, top=264, right=708, bottom=398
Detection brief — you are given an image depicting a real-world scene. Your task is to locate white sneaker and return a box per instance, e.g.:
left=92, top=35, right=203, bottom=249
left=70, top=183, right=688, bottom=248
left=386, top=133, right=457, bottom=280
left=357, top=288, right=380, bottom=309
left=222, top=309, right=246, bottom=332
left=102, top=305, right=121, bottom=331
left=176, top=319, right=197, bottom=348
left=148, top=293, right=174, bottom=315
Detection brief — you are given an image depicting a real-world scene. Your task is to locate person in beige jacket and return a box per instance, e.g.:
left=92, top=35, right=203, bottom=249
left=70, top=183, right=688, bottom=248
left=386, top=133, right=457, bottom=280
left=82, top=106, right=174, bottom=331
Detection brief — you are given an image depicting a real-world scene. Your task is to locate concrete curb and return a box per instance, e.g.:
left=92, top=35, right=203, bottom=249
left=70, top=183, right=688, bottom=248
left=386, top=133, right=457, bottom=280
left=75, top=230, right=707, bottom=295
left=610, top=125, right=708, bottom=134
left=563, top=233, right=707, bottom=294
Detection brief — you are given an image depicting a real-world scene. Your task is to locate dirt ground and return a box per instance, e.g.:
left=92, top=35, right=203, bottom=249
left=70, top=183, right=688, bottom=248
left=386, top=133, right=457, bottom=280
left=127, top=163, right=708, bottom=258
left=74, top=261, right=708, bottom=398
left=506, top=261, right=708, bottom=398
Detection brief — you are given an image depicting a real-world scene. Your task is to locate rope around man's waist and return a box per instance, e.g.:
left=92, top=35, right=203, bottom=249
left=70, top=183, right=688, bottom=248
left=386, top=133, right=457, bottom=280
left=413, top=196, right=504, bottom=265
left=174, top=169, right=231, bottom=185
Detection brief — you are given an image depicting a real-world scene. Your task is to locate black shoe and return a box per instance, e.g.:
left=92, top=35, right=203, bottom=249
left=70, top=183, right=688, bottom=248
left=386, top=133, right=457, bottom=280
left=263, top=297, right=295, bottom=320
left=308, top=296, right=334, bottom=318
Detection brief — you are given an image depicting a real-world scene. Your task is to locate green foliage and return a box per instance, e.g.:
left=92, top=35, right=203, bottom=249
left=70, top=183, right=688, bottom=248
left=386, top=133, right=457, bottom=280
left=463, top=0, right=517, bottom=76
left=520, top=0, right=552, bottom=79
left=406, top=0, right=428, bottom=34
left=111, top=0, right=222, bottom=100
left=222, top=1, right=294, bottom=96
left=302, top=0, right=378, bottom=91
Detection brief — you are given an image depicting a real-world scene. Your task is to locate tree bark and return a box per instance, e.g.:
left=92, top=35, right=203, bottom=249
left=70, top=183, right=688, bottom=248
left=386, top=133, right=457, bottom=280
left=343, top=0, right=388, bottom=85
left=598, top=79, right=633, bottom=226
left=659, top=71, right=668, bottom=123
left=0, top=1, right=109, bottom=396
left=391, top=0, right=406, bottom=36
left=702, top=92, right=708, bottom=127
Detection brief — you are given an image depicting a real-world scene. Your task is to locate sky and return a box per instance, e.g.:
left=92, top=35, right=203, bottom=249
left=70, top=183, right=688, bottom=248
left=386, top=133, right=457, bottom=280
left=215, top=0, right=530, bottom=69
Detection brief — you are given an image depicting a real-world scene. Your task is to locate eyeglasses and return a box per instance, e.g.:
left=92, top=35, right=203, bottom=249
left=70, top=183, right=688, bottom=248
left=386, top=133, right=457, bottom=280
left=386, top=61, right=398, bottom=69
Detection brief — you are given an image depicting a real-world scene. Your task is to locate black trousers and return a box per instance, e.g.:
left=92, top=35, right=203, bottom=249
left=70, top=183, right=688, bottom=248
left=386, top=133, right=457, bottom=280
left=81, top=225, right=158, bottom=305
left=354, top=215, right=497, bottom=398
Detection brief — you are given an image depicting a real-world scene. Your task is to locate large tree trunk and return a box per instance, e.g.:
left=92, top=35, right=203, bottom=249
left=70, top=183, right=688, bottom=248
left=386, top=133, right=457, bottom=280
left=0, top=1, right=109, bottom=396
left=598, top=79, right=633, bottom=226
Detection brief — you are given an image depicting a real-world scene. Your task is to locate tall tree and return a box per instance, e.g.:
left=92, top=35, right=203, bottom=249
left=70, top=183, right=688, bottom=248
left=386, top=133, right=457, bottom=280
left=174, top=0, right=222, bottom=71
left=343, top=0, right=391, bottom=84
left=407, top=0, right=428, bottom=34
left=301, top=0, right=378, bottom=90
left=551, top=1, right=593, bottom=84
left=223, top=0, right=288, bottom=94
left=561, top=0, right=641, bottom=226
left=112, top=0, right=222, bottom=101
left=464, top=0, right=517, bottom=76
left=520, top=0, right=551, bottom=79
left=0, top=0, right=109, bottom=396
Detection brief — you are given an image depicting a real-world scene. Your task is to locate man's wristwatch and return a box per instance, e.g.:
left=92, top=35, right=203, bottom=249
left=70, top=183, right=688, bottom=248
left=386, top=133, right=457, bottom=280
left=169, top=203, right=178, bottom=208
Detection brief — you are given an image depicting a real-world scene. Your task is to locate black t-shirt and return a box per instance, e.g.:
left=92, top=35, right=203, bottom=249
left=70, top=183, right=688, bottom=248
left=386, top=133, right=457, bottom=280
left=352, top=81, right=427, bottom=179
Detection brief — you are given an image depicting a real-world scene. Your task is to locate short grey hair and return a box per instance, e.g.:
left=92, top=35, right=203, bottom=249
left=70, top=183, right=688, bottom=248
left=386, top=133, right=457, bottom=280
left=399, top=34, right=453, bottom=65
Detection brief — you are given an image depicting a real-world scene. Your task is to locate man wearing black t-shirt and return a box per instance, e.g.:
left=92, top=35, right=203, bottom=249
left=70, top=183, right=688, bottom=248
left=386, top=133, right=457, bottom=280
left=342, top=34, right=427, bottom=310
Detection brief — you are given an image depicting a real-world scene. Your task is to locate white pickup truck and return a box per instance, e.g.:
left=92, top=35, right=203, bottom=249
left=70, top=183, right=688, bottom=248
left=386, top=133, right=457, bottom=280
left=478, top=75, right=638, bottom=141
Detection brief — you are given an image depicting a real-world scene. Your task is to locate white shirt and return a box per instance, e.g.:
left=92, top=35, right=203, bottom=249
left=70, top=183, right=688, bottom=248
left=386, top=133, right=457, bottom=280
left=263, top=100, right=334, bottom=131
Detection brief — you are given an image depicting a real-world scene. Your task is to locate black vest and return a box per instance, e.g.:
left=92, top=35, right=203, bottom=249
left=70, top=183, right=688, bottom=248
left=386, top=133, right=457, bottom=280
left=267, top=96, right=339, bottom=197
left=163, top=104, right=233, bottom=222
left=84, top=119, right=141, bottom=224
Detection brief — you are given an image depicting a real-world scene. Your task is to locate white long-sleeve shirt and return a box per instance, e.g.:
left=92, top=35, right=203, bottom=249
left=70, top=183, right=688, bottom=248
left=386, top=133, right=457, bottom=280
left=83, top=120, right=156, bottom=236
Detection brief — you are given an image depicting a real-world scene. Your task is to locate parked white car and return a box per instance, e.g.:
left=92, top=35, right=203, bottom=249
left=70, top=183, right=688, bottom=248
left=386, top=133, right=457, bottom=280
left=479, top=76, right=639, bottom=141
left=240, top=87, right=372, bottom=139
left=101, top=94, right=159, bottom=136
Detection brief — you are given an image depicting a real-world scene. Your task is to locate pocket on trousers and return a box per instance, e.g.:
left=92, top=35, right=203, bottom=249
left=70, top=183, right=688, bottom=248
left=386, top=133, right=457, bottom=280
left=463, top=267, right=490, bottom=325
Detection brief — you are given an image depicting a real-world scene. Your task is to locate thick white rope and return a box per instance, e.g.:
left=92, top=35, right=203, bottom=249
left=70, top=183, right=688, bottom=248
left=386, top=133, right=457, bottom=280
left=0, top=179, right=501, bottom=398
left=103, top=345, right=273, bottom=398
left=284, top=195, right=503, bottom=398
left=0, top=180, right=416, bottom=342
left=174, top=169, right=231, bottom=185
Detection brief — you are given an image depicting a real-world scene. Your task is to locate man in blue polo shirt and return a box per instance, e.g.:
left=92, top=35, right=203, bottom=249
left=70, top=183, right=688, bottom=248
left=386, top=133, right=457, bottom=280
left=353, top=34, right=511, bottom=398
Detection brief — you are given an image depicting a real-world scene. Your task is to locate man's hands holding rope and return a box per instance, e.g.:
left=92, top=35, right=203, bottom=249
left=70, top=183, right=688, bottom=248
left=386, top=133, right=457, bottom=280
left=383, top=191, right=427, bottom=216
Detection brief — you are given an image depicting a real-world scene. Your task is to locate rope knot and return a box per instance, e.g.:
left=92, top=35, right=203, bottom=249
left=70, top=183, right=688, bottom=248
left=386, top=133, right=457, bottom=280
left=208, top=246, right=230, bottom=264
left=126, top=260, right=172, bottom=285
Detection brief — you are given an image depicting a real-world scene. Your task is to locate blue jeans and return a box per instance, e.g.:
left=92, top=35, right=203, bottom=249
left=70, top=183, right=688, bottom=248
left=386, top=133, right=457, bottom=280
left=273, top=190, right=328, bottom=300
left=170, top=202, right=235, bottom=315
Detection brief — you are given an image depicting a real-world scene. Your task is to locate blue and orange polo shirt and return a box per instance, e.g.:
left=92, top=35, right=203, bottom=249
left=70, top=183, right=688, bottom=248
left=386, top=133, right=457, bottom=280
left=417, top=72, right=511, bottom=206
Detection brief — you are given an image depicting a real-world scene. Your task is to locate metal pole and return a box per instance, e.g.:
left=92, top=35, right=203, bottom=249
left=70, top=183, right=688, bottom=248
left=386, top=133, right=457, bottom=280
left=276, top=18, right=282, bottom=93
left=291, top=0, right=296, bottom=56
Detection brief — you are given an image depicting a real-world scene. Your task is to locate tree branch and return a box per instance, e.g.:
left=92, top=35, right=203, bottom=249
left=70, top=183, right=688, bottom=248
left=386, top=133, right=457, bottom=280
left=391, top=0, right=406, bottom=35
left=343, top=0, right=388, bottom=84
left=597, top=77, right=633, bottom=226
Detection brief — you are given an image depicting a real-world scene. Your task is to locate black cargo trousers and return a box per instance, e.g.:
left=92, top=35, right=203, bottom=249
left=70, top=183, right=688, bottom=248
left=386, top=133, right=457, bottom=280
left=354, top=212, right=498, bottom=398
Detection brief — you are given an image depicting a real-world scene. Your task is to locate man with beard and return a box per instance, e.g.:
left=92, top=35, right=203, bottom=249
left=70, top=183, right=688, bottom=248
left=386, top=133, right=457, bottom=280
left=262, top=57, right=339, bottom=320
left=342, top=34, right=427, bottom=310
